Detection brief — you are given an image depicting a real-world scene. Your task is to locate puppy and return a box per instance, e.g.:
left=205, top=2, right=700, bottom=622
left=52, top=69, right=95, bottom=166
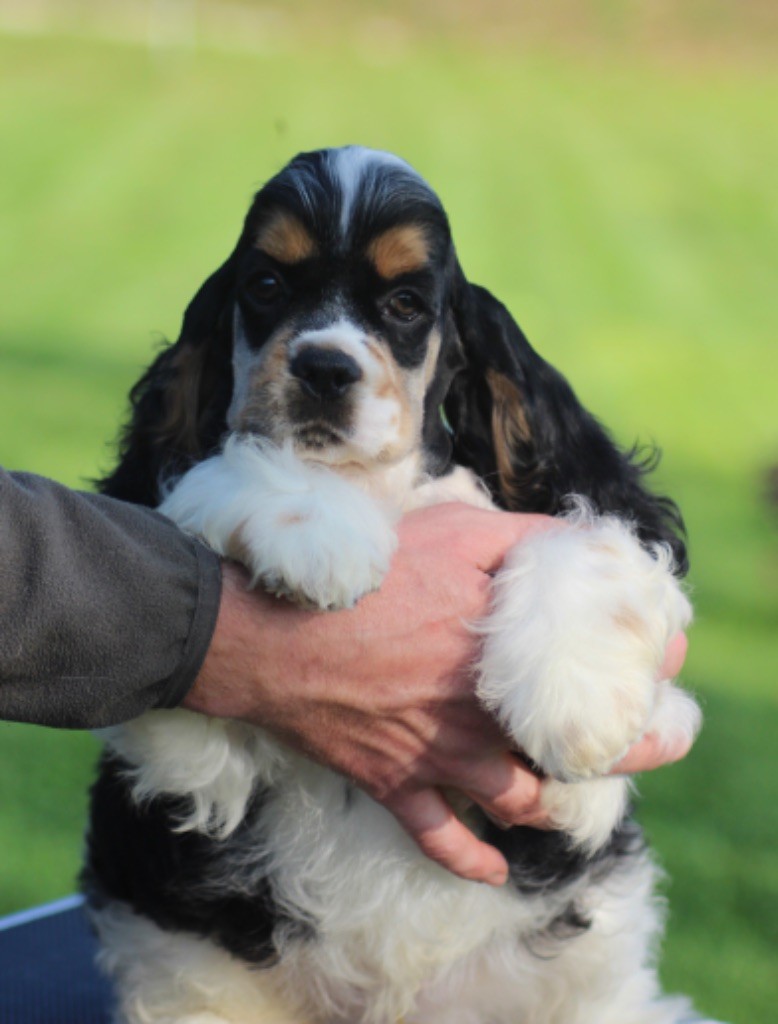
left=84, top=146, right=718, bottom=1024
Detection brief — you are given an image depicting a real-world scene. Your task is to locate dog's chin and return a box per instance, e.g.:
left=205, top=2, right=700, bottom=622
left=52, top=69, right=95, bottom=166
left=293, top=424, right=344, bottom=452
left=292, top=425, right=364, bottom=470
left=292, top=424, right=406, bottom=473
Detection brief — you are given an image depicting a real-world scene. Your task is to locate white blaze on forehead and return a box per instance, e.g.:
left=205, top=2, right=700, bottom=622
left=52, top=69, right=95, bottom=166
left=327, top=146, right=424, bottom=239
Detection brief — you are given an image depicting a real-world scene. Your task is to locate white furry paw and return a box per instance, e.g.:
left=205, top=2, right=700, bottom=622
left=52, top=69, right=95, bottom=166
left=477, top=509, right=696, bottom=783
left=250, top=488, right=396, bottom=609
left=541, top=777, right=631, bottom=853
left=160, top=436, right=398, bottom=610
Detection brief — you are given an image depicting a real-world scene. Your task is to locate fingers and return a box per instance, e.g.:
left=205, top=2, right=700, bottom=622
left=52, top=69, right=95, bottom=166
left=388, top=787, right=509, bottom=886
left=463, top=754, right=550, bottom=829
left=398, top=504, right=557, bottom=576
left=659, top=631, right=688, bottom=680
left=611, top=730, right=693, bottom=774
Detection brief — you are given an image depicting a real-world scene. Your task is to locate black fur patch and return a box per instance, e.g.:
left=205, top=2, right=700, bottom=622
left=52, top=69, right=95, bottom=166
left=83, top=750, right=644, bottom=965
left=82, top=754, right=305, bottom=965
left=484, top=815, right=644, bottom=897
left=484, top=816, right=645, bottom=943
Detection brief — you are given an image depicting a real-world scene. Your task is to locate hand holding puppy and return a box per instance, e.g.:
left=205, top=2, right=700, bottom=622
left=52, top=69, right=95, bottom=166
left=186, top=502, right=691, bottom=885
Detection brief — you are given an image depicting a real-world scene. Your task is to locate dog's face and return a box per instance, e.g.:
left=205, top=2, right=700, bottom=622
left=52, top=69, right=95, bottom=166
left=226, top=148, right=459, bottom=471
left=104, top=145, right=687, bottom=571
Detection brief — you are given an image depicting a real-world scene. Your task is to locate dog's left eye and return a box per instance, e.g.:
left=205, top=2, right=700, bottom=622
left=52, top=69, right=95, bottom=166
left=383, top=291, right=424, bottom=323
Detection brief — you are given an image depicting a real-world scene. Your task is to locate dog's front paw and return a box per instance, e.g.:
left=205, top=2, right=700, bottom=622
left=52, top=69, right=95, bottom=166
left=241, top=485, right=397, bottom=610
left=160, top=437, right=398, bottom=610
left=541, top=777, right=631, bottom=852
left=477, top=511, right=694, bottom=782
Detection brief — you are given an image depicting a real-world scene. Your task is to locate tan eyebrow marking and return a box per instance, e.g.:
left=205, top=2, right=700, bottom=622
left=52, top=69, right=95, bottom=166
left=367, top=225, right=430, bottom=279
left=254, top=212, right=318, bottom=264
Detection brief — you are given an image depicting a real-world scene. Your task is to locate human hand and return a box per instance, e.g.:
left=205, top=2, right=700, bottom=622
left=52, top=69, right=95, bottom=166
left=185, top=504, right=691, bottom=887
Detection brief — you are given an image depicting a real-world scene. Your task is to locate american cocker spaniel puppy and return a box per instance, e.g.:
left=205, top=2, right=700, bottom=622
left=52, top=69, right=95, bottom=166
left=84, top=146, right=718, bottom=1024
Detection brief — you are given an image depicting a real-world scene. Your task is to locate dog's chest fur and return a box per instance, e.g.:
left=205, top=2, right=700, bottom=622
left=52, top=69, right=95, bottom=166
left=89, top=710, right=642, bottom=1024
left=86, top=459, right=635, bottom=1023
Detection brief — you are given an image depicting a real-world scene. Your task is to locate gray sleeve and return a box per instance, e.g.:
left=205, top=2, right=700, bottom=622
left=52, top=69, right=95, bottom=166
left=0, top=468, right=222, bottom=728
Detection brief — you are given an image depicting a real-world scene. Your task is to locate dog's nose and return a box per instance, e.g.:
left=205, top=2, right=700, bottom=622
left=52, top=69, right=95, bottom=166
left=290, top=347, right=363, bottom=399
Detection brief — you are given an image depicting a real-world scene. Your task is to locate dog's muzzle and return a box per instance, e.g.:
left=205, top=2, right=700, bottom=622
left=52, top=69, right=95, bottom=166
left=290, top=346, right=363, bottom=400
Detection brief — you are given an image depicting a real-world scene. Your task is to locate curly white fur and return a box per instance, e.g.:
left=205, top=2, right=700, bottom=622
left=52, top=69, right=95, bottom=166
left=477, top=506, right=694, bottom=781
left=91, top=846, right=704, bottom=1024
left=474, top=503, right=699, bottom=850
left=160, top=436, right=398, bottom=609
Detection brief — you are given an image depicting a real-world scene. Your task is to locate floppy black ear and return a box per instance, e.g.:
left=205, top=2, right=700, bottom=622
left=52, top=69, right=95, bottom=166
left=445, top=270, right=688, bottom=573
left=99, top=256, right=237, bottom=507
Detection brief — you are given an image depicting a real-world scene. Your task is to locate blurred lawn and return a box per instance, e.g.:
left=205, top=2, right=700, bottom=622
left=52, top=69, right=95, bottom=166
left=0, top=14, right=776, bottom=1024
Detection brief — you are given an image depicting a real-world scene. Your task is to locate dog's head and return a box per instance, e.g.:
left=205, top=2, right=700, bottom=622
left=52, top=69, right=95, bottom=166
left=103, top=146, right=687, bottom=569
left=224, top=147, right=461, bottom=475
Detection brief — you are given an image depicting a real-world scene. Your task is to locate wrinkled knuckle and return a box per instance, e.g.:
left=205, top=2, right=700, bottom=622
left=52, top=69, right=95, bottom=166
left=374, top=782, right=408, bottom=808
left=366, top=770, right=410, bottom=807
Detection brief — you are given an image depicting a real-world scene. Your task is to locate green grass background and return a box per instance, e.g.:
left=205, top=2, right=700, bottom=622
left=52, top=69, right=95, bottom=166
left=0, top=6, right=776, bottom=1021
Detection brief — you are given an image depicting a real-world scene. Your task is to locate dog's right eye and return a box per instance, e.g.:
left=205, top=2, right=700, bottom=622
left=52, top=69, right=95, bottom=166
left=250, top=272, right=284, bottom=306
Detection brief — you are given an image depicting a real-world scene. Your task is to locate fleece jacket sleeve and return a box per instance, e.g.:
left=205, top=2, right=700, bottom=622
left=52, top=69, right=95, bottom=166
left=0, top=468, right=222, bottom=729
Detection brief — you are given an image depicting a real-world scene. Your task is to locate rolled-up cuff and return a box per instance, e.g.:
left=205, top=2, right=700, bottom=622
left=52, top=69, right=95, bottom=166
left=154, top=540, right=223, bottom=710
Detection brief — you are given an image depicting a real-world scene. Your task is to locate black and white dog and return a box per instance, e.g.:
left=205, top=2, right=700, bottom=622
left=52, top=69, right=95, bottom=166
left=84, top=147, right=717, bottom=1024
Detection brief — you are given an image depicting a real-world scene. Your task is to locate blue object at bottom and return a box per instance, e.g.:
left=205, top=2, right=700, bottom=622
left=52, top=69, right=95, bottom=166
left=0, top=896, right=112, bottom=1023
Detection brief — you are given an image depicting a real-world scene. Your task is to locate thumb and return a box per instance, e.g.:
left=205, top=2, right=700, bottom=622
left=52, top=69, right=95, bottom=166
left=387, top=787, right=509, bottom=886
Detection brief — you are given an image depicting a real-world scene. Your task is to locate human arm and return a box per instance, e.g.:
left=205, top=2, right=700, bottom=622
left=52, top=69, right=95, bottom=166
left=0, top=468, right=221, bottom=727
